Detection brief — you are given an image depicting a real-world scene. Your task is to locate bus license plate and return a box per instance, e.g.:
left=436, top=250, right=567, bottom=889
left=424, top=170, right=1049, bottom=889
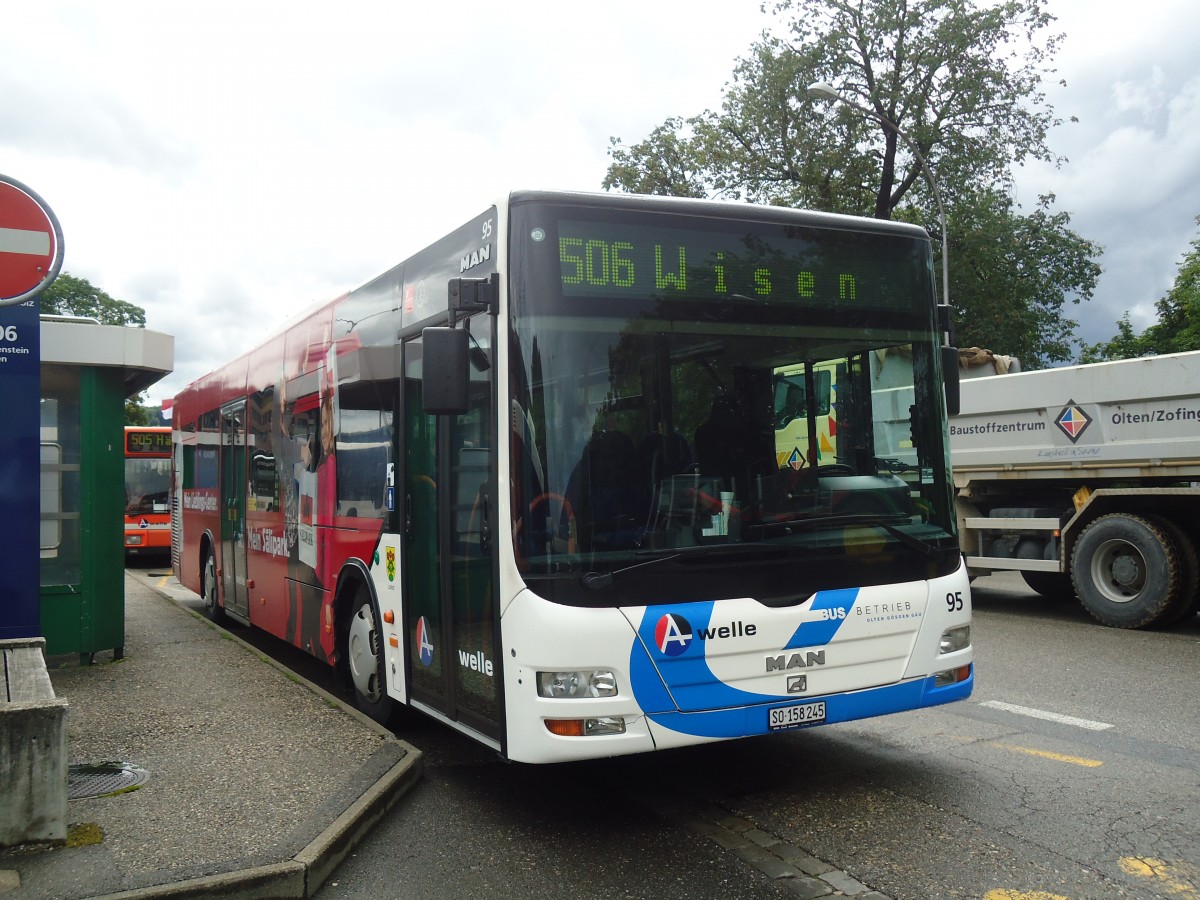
left=768, top=701, right=826, bottom=731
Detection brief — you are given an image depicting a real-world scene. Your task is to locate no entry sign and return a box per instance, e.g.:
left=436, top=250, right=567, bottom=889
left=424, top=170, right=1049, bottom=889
left=0, top=175, right=63, bottom=306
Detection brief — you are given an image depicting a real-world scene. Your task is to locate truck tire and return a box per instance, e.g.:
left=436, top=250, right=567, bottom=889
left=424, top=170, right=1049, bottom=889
left=1146, top=515, right=1200, bottom=624
left=1020, top=571, right=1073, bottom=599
left=1070, top=513, right=1183, bottom=628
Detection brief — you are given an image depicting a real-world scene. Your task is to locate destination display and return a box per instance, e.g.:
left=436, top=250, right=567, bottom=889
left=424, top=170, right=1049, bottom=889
left=555, top=218, right=927, bottom=310
left=126, top=430, right=172, bottom=455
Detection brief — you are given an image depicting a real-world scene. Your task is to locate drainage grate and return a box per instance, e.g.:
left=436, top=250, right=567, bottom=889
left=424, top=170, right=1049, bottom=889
left=68, top=762, right=150, bottom=800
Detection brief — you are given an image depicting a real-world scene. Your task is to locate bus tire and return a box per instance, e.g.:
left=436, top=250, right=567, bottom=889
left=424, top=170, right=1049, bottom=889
left=344, top=585, right=397, bottom=726
left=201, top=546, right=226, bottom=624
left=1020, top=570, right=1073, bottom=599
left=1070, top=513, right=1181, bottom=628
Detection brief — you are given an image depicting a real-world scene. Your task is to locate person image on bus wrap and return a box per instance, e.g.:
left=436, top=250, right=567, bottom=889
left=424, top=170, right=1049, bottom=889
left=278, top=365, right=336, bottom=663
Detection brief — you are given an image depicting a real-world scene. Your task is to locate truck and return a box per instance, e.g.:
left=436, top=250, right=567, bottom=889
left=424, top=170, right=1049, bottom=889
left=951, top=349, right=1200, bottom=628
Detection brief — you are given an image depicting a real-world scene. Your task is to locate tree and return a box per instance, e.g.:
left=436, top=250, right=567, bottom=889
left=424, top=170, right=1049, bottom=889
left=39, top=272, right=146, bottom=327
left=947, top=189, right=1100, bottom=365
left=124, top=398, right=155, bottom=426
left=604, top=0, right=1101, bottom=366
left=1084, top=216, right=1200, bottom=361
left=39, top=272, right=154, bottom=423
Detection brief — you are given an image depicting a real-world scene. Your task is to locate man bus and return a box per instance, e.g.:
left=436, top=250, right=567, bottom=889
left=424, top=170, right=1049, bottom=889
left=172, top=191, right=972, bottom=764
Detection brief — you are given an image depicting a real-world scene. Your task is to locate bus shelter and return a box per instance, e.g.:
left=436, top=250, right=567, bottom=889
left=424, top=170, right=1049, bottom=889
left=40, top=316, right=173, bottom=661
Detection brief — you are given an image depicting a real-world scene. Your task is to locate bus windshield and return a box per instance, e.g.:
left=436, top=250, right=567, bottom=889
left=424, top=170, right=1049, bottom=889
left=508, top=199, right=958, bottom=606
left=125, top=457, right=171, bottom=515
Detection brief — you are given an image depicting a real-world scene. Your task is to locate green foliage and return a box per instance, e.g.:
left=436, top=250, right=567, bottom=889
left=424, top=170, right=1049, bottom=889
left=125, top=396, right=153, bottom=426
left=39, top=273, right=146, bottom=327
left=1079, top=314, right=1143, bottom=363
left=604, top=0, right=1101, bottom=366
left=948, top=191, right=1101, bottom=367
left=1084, top=217, right=1200, bottom=361
left=1141, top=221, right=1200, bottom=354
left=38, top=272, right=155, bottom=421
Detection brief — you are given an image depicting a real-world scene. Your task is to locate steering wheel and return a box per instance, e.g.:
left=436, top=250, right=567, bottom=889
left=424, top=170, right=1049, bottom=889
left=817, top=463, right=856, bottom=476
left=514, top=492, right=578, bottom=564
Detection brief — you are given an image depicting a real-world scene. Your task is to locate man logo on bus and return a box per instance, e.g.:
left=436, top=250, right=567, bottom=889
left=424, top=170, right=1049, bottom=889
left=416, top=616, right=435, bottom=667
left=654, top=613, right=693, bottom=656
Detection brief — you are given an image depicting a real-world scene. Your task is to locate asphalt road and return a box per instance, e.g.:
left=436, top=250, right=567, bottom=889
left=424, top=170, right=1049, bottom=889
left=319, top=573, right=1199, bottom=900
left=137, top=561, right=1199, bottom=899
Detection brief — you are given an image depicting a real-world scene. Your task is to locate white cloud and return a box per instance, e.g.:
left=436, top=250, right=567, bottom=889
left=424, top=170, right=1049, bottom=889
left=1016, top=0, right=1200, bottom=348
left=6, top=0, right=1200, bottom=396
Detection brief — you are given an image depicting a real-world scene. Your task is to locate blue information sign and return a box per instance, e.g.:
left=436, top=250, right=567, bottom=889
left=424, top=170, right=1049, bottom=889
left=0, top=175, right=61, bottom=638
left=0, top=299, right=41, bottom=638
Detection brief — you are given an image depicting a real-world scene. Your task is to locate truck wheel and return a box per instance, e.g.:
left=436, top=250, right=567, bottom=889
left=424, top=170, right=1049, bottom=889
left=1020, top=571, right=1073, bottom=599
left=1146, top=515, right=1200, bottom=624
left=1071, top=514, right=1182, bottom=628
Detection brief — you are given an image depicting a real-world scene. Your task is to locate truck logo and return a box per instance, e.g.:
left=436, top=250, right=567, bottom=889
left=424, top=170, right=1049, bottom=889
left=1054, top=400, right=1092, bottom=443
left=787, top=674, right=807, bottom=693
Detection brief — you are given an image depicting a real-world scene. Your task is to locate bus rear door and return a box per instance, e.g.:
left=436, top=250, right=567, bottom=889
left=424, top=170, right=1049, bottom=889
left=220, top=400, right=251, bottom=621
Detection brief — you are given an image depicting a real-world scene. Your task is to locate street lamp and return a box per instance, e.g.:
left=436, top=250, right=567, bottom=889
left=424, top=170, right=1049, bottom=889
left=806, top=82, right=950, bottom=313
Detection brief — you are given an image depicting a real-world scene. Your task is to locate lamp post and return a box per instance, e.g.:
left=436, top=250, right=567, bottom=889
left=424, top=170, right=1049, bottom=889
left=806, top=82, right=950, bottom=312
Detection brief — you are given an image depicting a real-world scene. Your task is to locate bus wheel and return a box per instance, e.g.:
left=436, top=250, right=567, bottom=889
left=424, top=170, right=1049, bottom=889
left=1071, top=514, right=1181, bottom=628
left=201, top=548, right=226, bottom=623
left=345, top=588, right=396, bottom=726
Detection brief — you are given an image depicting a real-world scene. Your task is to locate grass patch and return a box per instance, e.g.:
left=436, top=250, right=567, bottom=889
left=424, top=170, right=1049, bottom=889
left=66, top=822, right=104, bottom=848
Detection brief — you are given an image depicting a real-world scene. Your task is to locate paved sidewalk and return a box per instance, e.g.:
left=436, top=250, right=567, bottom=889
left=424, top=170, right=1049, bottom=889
left=0, top=571, right=422, bottom=899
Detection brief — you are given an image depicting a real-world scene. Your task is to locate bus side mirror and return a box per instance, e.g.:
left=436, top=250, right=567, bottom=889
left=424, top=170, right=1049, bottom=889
left=942, top=345, right=961, bottom=417
left=422, top=326, right=470, bottom=414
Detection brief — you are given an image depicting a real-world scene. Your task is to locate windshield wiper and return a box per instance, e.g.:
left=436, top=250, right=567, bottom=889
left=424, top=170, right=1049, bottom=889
left=747, top=513, right=944, bottom=559
left=581, top=553, right=682, bottom=590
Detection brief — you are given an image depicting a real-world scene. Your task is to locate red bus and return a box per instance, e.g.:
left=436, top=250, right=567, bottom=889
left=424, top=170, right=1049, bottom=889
left=124, top=425, right=172, bottom=556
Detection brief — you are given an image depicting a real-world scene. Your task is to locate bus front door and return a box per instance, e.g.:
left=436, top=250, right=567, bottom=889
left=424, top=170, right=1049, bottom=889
left=403, top=322, right=501, bottom=744
left=219, top=400, right=250, bottom=621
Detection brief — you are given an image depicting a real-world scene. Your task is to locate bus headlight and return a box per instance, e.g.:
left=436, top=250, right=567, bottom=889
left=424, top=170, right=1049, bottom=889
left=537, top=670, right=618, bottom=698
left=545, top=717, right=626, bottom=737
left=939, top=625, right=970, bottom=654
left=126, top=535, right=144, bottom=546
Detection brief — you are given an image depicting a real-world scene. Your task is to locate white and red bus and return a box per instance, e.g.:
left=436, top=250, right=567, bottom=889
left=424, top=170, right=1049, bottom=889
left=124, top=425, right=172, bottom=557
left=172, top=191, right=973, bottom=763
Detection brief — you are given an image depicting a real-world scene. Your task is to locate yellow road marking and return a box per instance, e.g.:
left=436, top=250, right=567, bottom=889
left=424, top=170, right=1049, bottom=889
left=984, top=891, right=1069, bottom=900
left=991, top=743, right=1103, bottom=768
left=157, top=576, right=170, bottom=588
left=1119, top=857, right=1200, bottom=898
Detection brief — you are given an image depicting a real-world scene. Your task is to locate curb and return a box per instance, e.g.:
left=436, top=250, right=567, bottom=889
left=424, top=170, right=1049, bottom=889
left=97, top=571, right=426, bottom=899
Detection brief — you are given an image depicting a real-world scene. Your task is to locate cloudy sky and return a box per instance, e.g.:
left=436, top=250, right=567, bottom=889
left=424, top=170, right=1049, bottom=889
left=4, top=0, right=1199, bottom=403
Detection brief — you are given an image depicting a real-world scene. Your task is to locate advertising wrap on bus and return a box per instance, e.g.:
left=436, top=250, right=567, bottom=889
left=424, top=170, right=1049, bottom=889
left=172, top=191, right=971, bottom=764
